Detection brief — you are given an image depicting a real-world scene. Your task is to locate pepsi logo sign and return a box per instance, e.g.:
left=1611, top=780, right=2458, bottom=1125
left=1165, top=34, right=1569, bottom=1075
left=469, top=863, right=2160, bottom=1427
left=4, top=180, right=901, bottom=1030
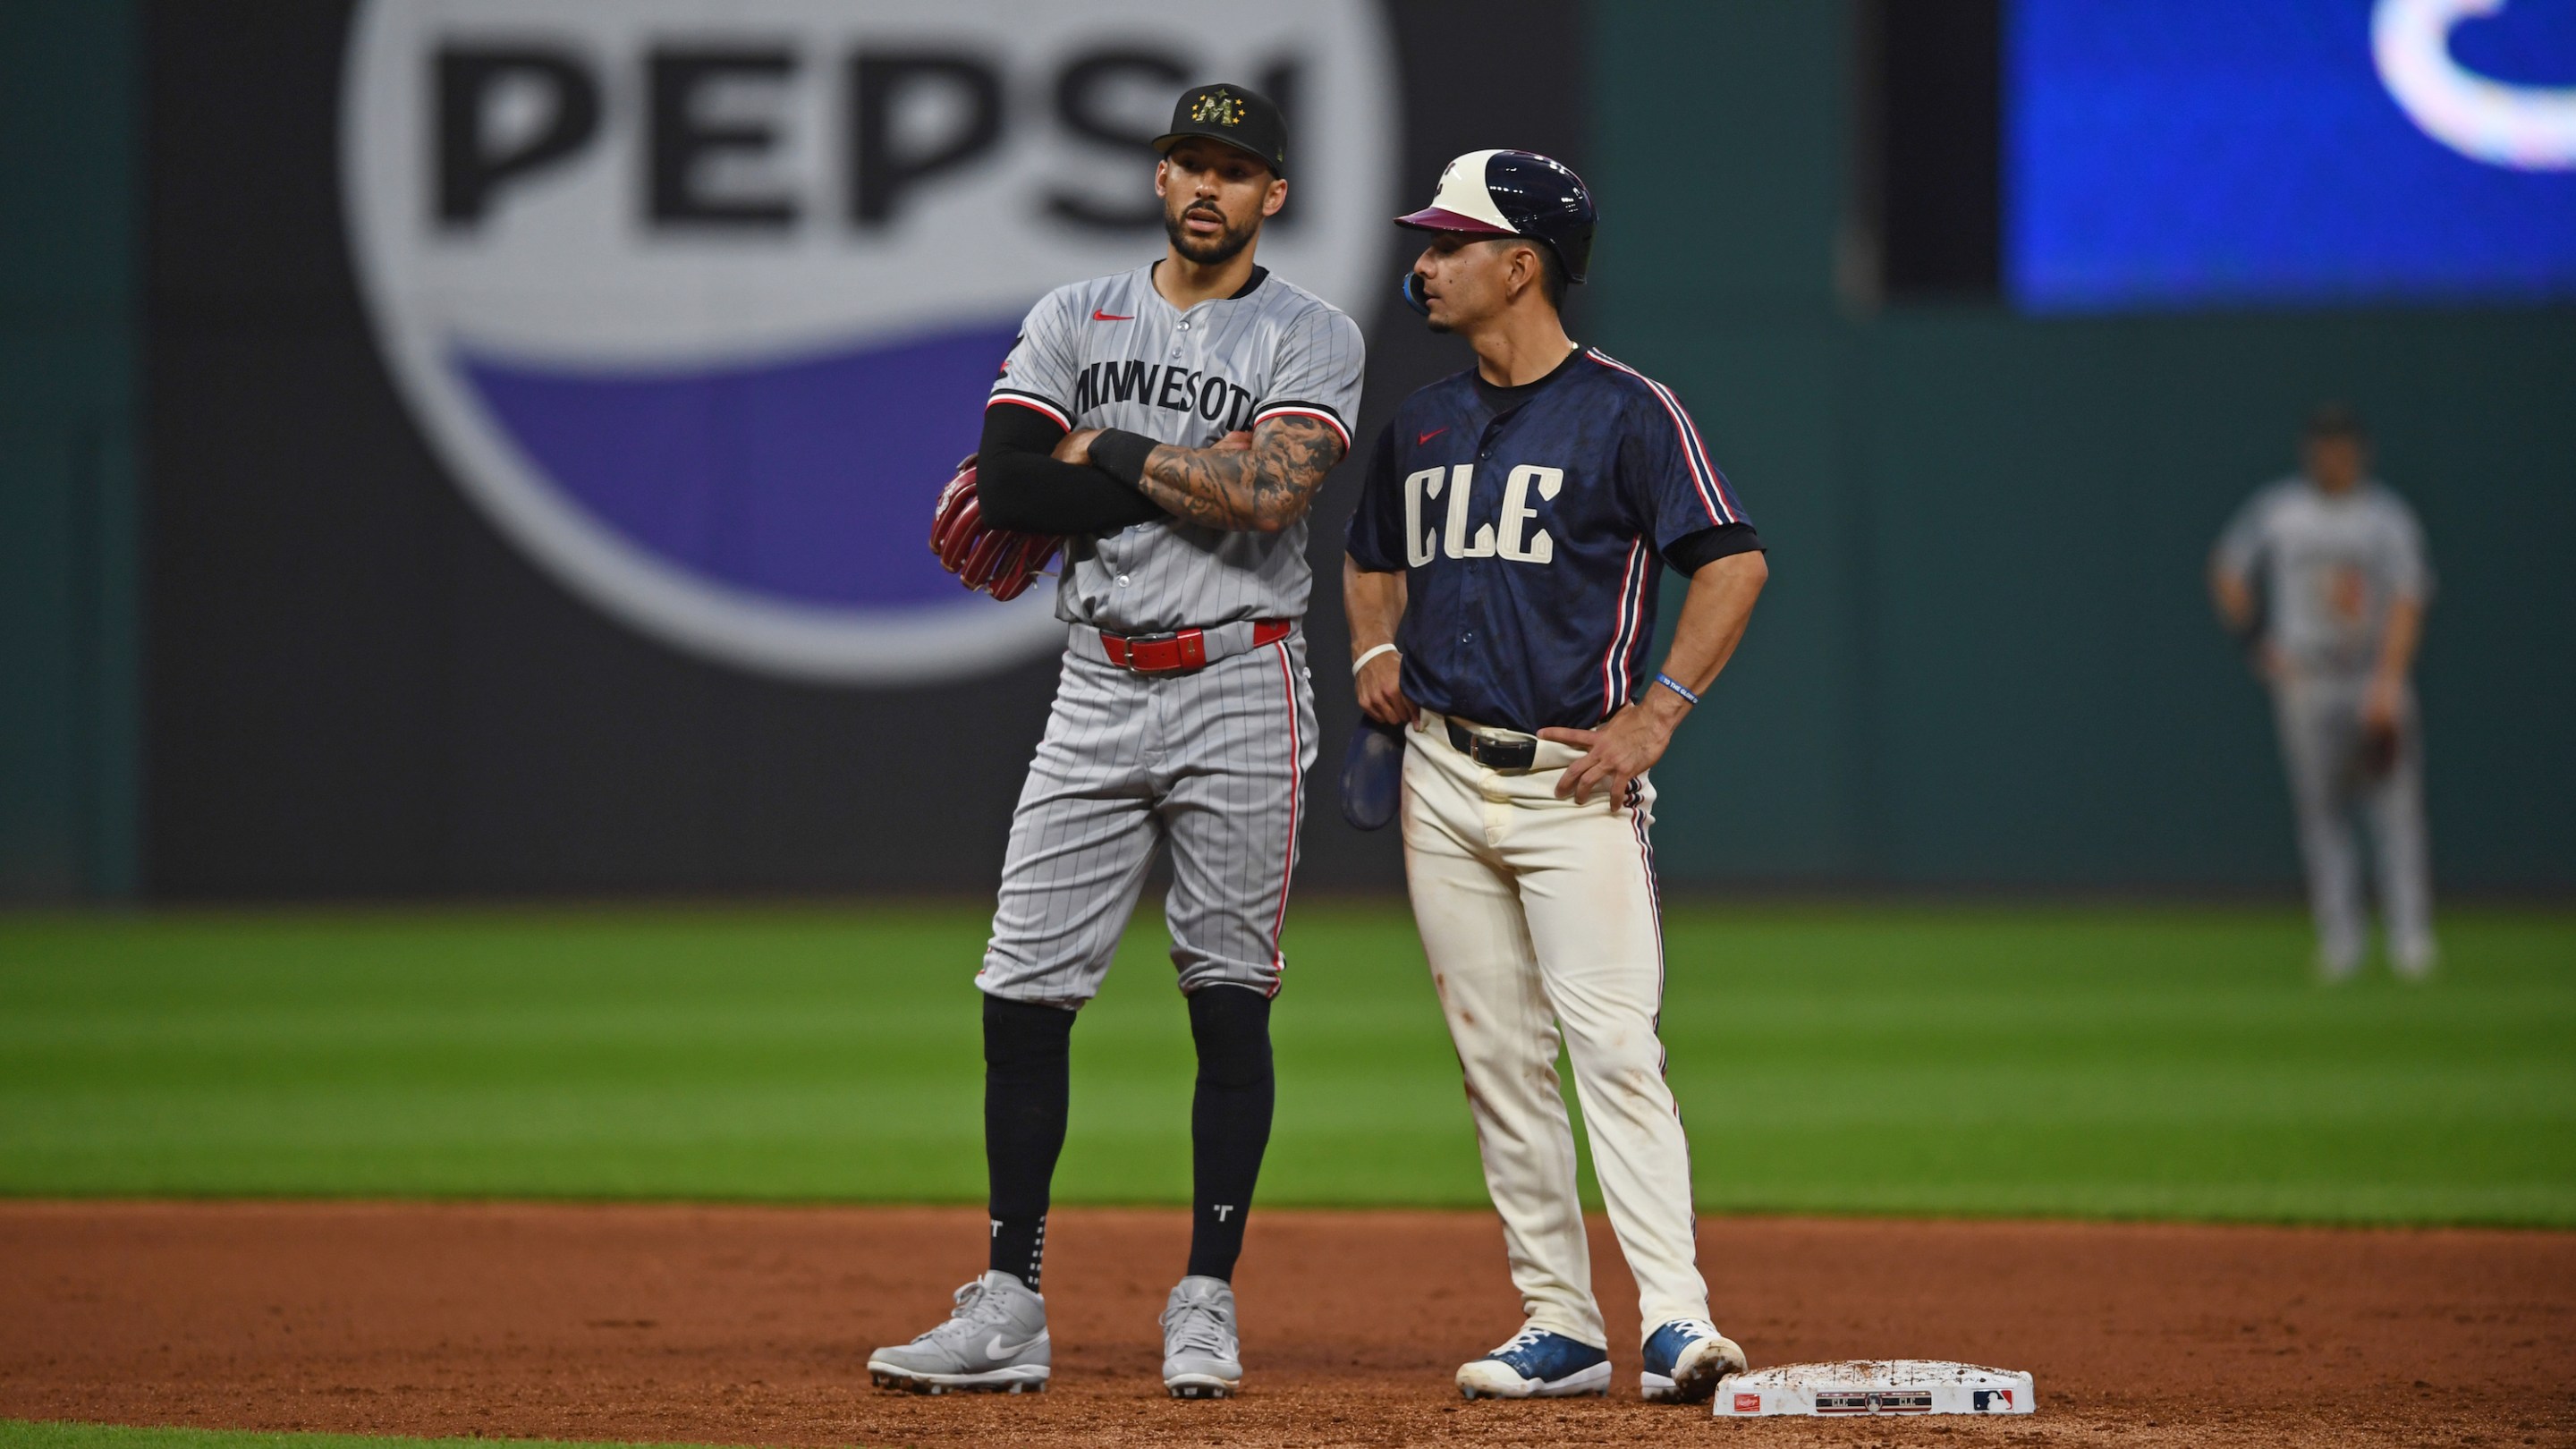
left=343, top=0, right=1397, bottom=682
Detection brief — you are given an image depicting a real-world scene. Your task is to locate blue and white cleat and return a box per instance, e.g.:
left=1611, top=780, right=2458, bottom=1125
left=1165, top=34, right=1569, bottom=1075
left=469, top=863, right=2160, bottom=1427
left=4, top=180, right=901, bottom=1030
left=1455, top=1326, right=1612, bottom=1400
left=1639, top=1318, right=1747, bottom=1403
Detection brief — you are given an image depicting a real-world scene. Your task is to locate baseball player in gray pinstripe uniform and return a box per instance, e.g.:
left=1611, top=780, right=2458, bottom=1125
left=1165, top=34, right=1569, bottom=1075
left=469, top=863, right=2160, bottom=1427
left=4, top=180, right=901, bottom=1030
left=2211, top=404, right=2437, bottom=979
left=869, top=82, right=1363, bottom=1402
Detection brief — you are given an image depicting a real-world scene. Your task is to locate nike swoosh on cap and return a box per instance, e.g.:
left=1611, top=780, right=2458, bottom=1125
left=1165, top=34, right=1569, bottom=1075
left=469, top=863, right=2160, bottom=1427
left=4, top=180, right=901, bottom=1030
left=1092, top=309, right=1134, bottom=321
left=1418, top=427, right=1448, bottom=445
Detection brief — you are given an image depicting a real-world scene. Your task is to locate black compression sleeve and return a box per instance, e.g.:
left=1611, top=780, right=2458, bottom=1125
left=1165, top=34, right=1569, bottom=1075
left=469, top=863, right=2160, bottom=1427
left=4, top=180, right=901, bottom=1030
left=984, top=994, right=1074, bottom=1291
left=1086, top=428, right=1159, bottom=488
left=976, top=403, right=1166, bottom=534
left=1664, top=521, right=1766, bottom=575
left=1184, top=985, right=1274, bottom=1282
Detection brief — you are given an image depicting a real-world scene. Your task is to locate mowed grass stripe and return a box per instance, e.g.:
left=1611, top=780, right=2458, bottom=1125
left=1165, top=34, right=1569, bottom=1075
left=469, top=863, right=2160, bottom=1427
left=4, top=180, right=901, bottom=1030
left=0, top=904, right=2569, bottom=1224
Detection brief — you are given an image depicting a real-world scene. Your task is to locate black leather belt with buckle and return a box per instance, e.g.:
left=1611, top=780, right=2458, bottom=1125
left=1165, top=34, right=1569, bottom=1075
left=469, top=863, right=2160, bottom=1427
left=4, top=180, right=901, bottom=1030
left=1445, top=720, right=1538, bottom=772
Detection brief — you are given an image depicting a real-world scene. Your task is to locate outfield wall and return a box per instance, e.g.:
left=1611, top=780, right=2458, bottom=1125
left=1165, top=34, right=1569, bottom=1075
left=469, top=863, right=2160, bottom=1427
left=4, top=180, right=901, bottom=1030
left=1, top=1, right=2568, bottom=899
left=1591, top=4, right=2576, bottom=891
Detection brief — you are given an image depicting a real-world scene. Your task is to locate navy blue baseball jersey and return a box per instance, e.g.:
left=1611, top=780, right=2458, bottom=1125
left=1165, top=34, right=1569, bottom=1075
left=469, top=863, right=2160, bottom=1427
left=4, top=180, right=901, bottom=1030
left=1345, top=346, right=1755, bottom=734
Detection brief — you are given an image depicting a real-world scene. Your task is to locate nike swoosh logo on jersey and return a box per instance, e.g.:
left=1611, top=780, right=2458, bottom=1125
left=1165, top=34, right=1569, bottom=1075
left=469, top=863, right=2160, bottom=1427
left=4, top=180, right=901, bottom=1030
left=986, top=1330, right=1047, bottom=1360
left=1092, top=309, right=1134, bottom=321
left=1418, top=427, right=1448, bottom=445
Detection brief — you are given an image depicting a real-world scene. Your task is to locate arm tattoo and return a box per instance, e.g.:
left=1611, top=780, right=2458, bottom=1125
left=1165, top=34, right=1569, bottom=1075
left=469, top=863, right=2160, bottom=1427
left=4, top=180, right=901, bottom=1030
left=1131, top=416, right=1346, bottom=533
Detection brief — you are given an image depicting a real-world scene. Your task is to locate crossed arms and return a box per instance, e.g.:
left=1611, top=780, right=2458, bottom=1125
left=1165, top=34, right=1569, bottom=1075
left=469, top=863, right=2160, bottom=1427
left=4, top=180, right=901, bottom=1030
left=1059, top=416, right=1346, bottom=535
left=976, top=403, right=1343, bottom=537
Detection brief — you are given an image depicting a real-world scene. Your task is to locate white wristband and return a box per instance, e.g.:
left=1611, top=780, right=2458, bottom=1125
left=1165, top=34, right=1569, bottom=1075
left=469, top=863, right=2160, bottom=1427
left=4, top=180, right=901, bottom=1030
left=1352, top=642, right=1401, bottom=677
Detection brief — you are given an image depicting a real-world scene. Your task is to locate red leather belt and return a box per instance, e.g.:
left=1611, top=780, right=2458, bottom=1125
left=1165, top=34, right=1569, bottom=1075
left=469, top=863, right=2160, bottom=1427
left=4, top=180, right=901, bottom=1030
left=1099, top=618, right=1291, bottom=674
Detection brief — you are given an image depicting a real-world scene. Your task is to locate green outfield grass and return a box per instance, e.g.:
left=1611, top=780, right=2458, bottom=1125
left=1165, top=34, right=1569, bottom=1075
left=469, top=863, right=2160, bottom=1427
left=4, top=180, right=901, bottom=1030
left=0, top=902, right=2570, bottom=1224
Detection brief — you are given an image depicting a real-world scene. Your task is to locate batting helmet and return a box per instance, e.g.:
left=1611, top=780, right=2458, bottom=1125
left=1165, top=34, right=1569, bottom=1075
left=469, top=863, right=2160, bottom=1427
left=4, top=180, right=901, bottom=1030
left=1395, top=149, right=1597, bottom=284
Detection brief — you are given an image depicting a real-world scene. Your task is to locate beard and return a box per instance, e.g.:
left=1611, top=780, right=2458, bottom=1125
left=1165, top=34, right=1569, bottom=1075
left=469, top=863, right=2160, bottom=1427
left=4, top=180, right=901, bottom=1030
left=1164, top=200, right=1259, bottom=266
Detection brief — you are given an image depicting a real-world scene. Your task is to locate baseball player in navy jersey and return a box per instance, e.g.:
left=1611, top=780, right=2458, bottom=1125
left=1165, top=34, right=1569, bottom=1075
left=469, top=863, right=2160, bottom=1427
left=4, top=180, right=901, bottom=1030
left=1343, top=151, right=1767, bottom=1404
left=869, top=83, right=1363, bottom=1400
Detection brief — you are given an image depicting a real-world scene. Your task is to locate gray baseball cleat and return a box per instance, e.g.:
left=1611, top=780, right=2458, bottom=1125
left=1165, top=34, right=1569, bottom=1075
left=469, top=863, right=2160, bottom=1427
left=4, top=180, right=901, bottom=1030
left=867, top=1271, right=1051, bottom=1394
left=1160, top=1275, right=1243, bottom=1399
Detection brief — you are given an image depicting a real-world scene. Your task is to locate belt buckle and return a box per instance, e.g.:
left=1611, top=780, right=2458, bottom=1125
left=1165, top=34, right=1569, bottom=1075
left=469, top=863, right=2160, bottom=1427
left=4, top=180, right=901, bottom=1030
left=1106, top=628, right=1206, bottom=674
left=1447, top=719, right=1538, bottom=773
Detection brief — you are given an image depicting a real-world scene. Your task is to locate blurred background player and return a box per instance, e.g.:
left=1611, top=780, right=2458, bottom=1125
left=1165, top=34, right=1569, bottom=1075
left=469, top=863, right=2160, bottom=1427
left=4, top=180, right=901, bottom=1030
left=868, top=82, right=1362, bottom=1398
left=1344, top=150, right=1767, bottom=1404
left=2210, top=404, right=2437, bottom=980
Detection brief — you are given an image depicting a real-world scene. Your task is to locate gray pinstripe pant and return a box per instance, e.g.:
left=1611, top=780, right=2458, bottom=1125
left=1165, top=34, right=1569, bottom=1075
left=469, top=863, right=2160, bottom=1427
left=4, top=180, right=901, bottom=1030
left=978, top=634, right=1318, bottom=1005
left=2272, top=670, right=2435, bottom=972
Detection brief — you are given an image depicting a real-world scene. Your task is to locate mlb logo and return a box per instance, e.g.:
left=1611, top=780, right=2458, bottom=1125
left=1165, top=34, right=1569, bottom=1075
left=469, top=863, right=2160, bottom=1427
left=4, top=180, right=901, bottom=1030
left=1973, top=1388, right=2015, bottom=1411
left=1733, top=1392, right=1763, bottom=1412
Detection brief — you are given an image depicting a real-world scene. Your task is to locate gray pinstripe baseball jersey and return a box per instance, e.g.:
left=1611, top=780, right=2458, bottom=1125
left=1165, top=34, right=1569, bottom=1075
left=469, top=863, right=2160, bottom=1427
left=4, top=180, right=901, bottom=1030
left=987, top=262, right=1366, bottom=632
left=976, top=262, right=1363, bottom=1006
left=2214, top=477, right=2434, bottom=674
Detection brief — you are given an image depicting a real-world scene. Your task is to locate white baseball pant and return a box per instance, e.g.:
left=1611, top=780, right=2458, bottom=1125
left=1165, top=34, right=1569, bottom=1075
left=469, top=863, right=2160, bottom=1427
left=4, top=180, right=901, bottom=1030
left=1400, top=709, right=1711, bottom=1348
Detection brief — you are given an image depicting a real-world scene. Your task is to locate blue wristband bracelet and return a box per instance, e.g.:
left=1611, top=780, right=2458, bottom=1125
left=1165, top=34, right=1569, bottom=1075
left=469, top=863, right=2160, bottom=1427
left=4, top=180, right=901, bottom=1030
left=1653, top=672, right=1701, bottom=706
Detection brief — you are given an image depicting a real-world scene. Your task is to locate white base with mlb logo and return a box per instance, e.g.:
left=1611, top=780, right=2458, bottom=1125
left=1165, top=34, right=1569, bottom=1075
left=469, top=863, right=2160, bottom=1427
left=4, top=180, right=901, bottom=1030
left=1714, top=1360, right=2035, bottom=1417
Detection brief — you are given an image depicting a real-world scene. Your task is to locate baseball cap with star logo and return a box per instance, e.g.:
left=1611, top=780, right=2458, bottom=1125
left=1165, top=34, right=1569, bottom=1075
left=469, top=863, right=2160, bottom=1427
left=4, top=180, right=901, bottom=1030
left=1152, top=82, right=1288, bottom=177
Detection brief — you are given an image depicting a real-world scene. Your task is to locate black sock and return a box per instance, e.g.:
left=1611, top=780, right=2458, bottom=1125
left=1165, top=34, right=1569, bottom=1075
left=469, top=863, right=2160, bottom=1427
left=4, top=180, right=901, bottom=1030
left=983, top=994, right=1074, bottom=1292
left=1184, top=985, right=1275, bottom=1283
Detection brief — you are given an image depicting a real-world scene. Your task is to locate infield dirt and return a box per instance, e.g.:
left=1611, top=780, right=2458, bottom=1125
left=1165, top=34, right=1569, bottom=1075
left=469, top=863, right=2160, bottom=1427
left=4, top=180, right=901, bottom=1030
left=2, top=1202, right=2570, bottom=1448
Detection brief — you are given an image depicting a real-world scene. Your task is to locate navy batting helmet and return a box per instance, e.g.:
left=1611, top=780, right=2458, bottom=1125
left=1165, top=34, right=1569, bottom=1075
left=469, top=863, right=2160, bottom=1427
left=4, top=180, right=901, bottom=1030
left=1395, top=149, right=1597, bottom=284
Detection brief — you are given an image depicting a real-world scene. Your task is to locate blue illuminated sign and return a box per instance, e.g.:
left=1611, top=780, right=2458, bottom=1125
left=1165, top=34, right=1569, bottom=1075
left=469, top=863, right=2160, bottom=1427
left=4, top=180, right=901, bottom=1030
left=2006, top=0, right=2576, bottom=311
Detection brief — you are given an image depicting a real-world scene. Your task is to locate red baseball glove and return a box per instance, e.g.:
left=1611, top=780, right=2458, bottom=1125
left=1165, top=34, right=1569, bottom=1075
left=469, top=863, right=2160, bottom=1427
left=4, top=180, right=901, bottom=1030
left=929, top=454, right=1059, bottom=603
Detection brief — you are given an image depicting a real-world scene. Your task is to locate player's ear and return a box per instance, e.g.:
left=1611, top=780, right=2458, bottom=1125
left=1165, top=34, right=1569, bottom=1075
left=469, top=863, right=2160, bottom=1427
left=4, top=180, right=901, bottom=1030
left=1154, top=158, right=1171, bottom=199
left=1262, top=176, right=1286, bottom=217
